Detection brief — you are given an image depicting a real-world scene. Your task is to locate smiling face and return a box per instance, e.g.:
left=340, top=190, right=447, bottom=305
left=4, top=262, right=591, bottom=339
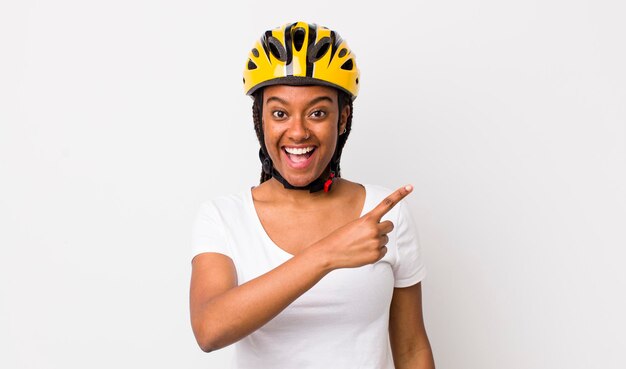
left=262, top=84, right=350, bottom=187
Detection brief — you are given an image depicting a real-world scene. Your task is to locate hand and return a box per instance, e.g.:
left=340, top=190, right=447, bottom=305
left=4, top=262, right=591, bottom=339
left=313, top=184, right=414, bottom=270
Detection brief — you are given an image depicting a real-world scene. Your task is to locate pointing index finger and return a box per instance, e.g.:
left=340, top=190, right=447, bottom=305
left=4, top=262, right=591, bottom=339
left=367, top=185, right=413, bottom=221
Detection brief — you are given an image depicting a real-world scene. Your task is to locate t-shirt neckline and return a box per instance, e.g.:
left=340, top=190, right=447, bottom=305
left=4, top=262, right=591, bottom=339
left=246, top=183, right=369, bottom=259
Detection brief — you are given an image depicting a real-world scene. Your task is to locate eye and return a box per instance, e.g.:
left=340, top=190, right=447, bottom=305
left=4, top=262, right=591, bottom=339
left=272, top=110, right=287, bottom=119
left=309, top=110, right=327, bottom=119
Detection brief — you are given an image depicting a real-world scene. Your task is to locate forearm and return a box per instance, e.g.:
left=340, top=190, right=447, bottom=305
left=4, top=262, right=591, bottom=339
left=393, top=345, right=435, bottom=369
left=194, top=246, right=332, bottom=351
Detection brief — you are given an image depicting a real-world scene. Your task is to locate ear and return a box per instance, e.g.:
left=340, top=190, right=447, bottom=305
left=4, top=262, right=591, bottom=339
left=339, top=104, right=350, bottom=134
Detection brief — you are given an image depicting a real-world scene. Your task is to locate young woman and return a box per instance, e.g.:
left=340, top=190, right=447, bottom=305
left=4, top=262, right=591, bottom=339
left=189, top=21, right=435, bottom=369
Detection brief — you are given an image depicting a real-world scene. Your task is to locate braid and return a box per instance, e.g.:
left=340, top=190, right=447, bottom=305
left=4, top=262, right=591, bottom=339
left=252, top=91, right=272, bottom=183
left=251, top=88, right=354, bottom=185
left=333, top=91, right=353, bottom=178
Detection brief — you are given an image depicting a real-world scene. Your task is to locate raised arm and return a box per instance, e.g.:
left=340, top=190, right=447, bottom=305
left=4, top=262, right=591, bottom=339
left=190, top=245, right=332, bottom=352
left=189, top=185, right=414, bottom=352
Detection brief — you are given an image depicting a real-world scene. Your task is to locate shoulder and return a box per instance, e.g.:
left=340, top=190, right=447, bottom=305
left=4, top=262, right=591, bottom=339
left=197, top=188, right=251, bottom=217
left=362, top=182, right=394, bottom=197
left=361, top=182, right=396, bottom=206
left=333, top=178, right=395, bottom=195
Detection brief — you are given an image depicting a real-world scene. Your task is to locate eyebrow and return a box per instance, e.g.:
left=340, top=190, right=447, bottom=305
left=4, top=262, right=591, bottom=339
left=265, top=95, right=335, bottom=107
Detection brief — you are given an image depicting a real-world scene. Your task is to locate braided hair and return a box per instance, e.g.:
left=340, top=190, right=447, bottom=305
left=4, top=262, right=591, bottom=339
left=252, top=88, right=354, bottom=184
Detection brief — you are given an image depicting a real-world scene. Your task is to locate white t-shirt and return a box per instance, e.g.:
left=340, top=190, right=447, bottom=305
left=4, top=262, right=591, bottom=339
left=191, top=183, right=427, bottom=369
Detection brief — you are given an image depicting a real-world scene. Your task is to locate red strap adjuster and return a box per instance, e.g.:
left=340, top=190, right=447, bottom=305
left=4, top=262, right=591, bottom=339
left=323, top=172, right=335, bottom=193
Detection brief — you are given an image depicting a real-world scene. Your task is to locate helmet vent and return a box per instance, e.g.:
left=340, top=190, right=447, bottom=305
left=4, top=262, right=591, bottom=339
left=308, top=37, right=331, bottom=63
left=245, top=22, right=360, bottom=98
left=293, top=28, right=306, bottom=51
left=340, top=59, right=354, bottom=70
left=267, top=36, right=287, bottom=61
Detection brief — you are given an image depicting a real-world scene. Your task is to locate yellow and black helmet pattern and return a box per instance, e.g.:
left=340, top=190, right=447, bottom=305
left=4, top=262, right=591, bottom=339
left=243, top=21, right=360, bottom=99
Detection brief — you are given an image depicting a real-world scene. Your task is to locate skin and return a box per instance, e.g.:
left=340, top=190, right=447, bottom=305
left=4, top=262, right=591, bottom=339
left=261, top=84, right=347, bottom=191
left=189, top=85, right=435, bottom=368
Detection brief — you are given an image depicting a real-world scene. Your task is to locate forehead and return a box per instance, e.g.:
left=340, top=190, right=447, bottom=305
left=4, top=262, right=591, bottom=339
left=263, top=85, right=338, bottom=105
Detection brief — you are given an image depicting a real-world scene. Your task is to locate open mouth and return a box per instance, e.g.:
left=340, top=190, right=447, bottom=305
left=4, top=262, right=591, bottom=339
left=282, top=146, right=316, bottom=166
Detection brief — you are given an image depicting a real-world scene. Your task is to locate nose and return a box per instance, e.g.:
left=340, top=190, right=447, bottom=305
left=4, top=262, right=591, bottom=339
left=287, top=115, right=309, bottom=141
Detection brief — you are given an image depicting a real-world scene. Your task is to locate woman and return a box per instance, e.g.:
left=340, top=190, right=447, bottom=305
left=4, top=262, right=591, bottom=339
left=190, top=21, right=435, bottom=369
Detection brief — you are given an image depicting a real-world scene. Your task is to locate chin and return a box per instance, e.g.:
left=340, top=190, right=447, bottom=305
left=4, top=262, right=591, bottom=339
left=278, top=165, right=326, bottom=186
left=283, top=173, right=318, bottom=187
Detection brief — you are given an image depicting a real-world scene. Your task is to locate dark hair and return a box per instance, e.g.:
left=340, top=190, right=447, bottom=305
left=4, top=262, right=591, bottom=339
left=252, top=88, right=354, bottom=184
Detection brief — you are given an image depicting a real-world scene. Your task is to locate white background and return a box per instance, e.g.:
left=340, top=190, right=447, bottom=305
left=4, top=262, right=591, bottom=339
left=1, top=1, right=625, bottom=368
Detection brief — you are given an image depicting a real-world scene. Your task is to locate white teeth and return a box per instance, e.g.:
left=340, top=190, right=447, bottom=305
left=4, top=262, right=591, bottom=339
left=284, top=146, right=314, bottom=155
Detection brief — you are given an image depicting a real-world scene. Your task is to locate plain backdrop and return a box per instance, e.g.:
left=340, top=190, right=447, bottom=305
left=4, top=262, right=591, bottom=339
left=1, top=0, right=625, bottom=368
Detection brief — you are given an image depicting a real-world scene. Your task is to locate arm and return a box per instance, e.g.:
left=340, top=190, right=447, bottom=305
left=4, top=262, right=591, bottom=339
left=189, top=246, right=332, bottom=352
left=389, top=282, right=436, bottom=369
left=189, top=185, right=413, bottom=352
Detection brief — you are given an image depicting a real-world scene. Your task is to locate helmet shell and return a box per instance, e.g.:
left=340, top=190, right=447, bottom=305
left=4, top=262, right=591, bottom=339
left=243, top=21, right=360, bottom=99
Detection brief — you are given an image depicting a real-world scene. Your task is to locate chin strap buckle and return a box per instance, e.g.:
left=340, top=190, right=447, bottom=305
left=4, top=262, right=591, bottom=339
left=323, top=171, right=336, bottom=193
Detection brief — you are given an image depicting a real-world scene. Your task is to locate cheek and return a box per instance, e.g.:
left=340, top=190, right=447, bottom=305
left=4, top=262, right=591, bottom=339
left=262, top=124, right=284, bottom=153
left=321, top=127, right=339, bottom=147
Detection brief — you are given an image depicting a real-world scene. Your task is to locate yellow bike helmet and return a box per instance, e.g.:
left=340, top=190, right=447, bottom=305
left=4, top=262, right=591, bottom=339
left=243, top=21, right=360, bottom=99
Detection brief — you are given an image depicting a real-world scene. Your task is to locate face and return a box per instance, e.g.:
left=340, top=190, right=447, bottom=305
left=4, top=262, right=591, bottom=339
left=262, top=85, right=350, bottom=187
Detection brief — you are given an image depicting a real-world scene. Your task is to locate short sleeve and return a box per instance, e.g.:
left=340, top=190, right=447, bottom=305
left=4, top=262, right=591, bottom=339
left=190, top=200, right=232, bottom=262
left=392, top=201, right=427, bottom=288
